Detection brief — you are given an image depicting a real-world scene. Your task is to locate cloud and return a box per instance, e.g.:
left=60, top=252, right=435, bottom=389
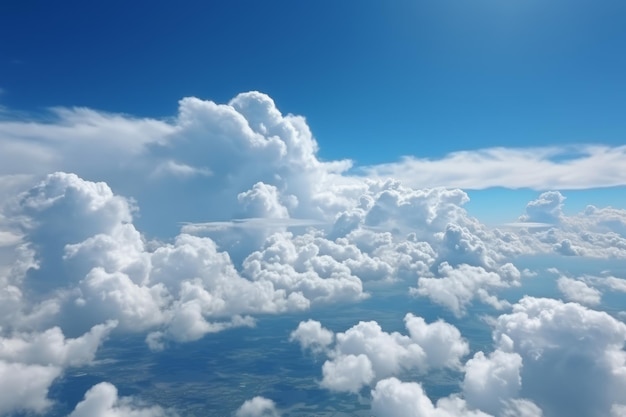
left=235, top=396, right=280, bottom=417
left=7, top=172, right=373, bottom=347
left=0, top=92, right=357, bottom=232
left=364, top=145, right=626, bottom=190
left=0, top=322, right=115, bottom=415
left=371, top=377, right=493, bottom=417
left=492, top=296, right=626, bottom=417
left=602, top=276, right=626, bottom=293
left=294, top=313, right=468, bottom=393
left=2, top=91, right=626, bottom=416
left=289, top=319, right=334, bottom=353
left=557, top=276, right=602, bottom=306
left=515, top=192, right=626, bottom=258
left=0, top=360, right=61, bottom=415
left=519, top=191, right=565, bottom=224
left=462, top=350, right=523, bottom=415
left=413, top=262, right=520, bottom=317
left=69, top=382, right=177, bottom=417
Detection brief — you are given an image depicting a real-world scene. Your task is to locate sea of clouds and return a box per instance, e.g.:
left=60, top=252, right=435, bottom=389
left=1, top=92, right=625, bottom=416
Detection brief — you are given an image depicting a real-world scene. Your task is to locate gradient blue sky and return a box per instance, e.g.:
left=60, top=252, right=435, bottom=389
left=2, top=0, right=626, bottom=165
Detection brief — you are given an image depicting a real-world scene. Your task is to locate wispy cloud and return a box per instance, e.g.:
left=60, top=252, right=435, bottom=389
left=180, top=217, right=327, bottom=233
left=363, top=145, right=626, bottom=190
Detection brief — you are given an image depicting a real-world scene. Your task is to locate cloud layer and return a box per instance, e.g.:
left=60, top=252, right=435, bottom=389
left=0, top=92, right=624, bottom=416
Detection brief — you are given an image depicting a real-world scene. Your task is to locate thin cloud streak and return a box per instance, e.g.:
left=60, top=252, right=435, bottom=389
left=363, top=145, right=626, bottom=190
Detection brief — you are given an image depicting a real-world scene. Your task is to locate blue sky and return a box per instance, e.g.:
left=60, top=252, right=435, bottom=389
left=2, top=0, right=626, bottom=164
left=1, top=2, right=626, bottom=417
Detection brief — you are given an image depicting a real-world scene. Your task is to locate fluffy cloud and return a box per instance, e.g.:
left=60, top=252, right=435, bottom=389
left=6, top=173, right=375, bottom=346
left=2, top=92, right=626, bottom=417
left=557, top=276, right=602, bottom=306
left=0, top=92, right=356, bottom=231
left=516, top=192, right=626, bottom=258
left=413, top=262, right=520, bottom=316
left=493, top=297, right=626, bottom=417
left=289, top=319, right=334, bottom=353
left=0, top=321, right=115, bottom=415
left=462, top=350, right=523, bottom=415
left=371, top=377, right=493, bottom=417
left=69, top=382, right=176, bottom=417
left=235, top=396, right=280, bottom=417
left=293, top=314, right=468, bottom=393
left=519, top=191, right=565, bottom=224
left=0, top=361, right=61, bottom=415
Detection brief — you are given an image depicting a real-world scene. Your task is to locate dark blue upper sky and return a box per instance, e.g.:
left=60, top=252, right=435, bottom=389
left=1, top=0, right=625, bottom=164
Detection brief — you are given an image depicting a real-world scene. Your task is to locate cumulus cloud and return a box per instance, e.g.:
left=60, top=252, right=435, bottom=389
left=0, top=360, right=61, bottom=415
left=371, top=377, right=493, bottom=417
left=492, top=297, right=626, bottom=417
left=69, top=382, right=176, bottom=417
left=0, top=91, right=357, bottom=232
left=557, top=276, right=602, bottom=306
left=0, top=321, right=115, bottom=415
left=519, top=191, right=565, bottom=224
left=0, top=172, right=372, bottom=350
left=289, top=319, right=334, bottom=353
left=413, top=262, right=520, bottom=317
left=513, top=191, right=626, bottom=258
left=293, top=314, right=468, bottom=393
left=462, top=350, right=523, bottom=415
left=2, top=91, right=626, bottom=417
left=235, top=396, right=280, bottom=417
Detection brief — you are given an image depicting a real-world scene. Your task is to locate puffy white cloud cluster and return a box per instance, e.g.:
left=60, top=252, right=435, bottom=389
left=291, top=314, right=468, bottom=393
left=69, top=382, right=177, bottom=417
left=9, top=172, right=372, bottom=348
left=371, top=377, right=494, bottom=417
left=235, top=396, right=280, bottom=417
left=516, top=192, right=626, bottom=258
left=557, top=276, right=602, bottom=306
left=491, top=297, right=626, bottom=417
left=412, top=262, right=520, bottom=317
left=1, top=91, right=625, bottom=416
left=0, top=321, right=116, bottom=415
left=297, top=296, right=626, bottom=417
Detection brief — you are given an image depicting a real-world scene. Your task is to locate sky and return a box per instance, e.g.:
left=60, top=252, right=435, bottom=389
left=1, top=1, right=626, bottom=417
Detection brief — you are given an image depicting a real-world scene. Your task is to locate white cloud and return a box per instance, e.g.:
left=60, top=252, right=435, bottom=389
left=0, top=321, right=116, bottom=367
left=2, top=91, right=626, bottom=416
left=7, top=172, right=373, bottom=346
left=294, top=313, right=468, bottom=393
left=289, top=319, right=334, bottom=353
left=557, top=276, right=602, bottom=306
left=235, top=396, right=280, bottom=417
left=493, top=296, right=626, bottom=417
left=0, top=360, right=61, bottom=415
left=364, top=145, right=626, bottom=190
left=413, top=263, right=519, bottom=317
left=321, top=353, right=375, bottom=393
left=519, top=191, right=565, bottom=224
left=515, top=192, right=626, bottom=258
left=603, top=276, right=626, bottom=293
left=0, top=322, right=115, bottom=415
left=462, top=350, right=523, bottom=415
left=371, top=377, right=493, bottom=417
left=69, top=382, right=176, bottom=417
